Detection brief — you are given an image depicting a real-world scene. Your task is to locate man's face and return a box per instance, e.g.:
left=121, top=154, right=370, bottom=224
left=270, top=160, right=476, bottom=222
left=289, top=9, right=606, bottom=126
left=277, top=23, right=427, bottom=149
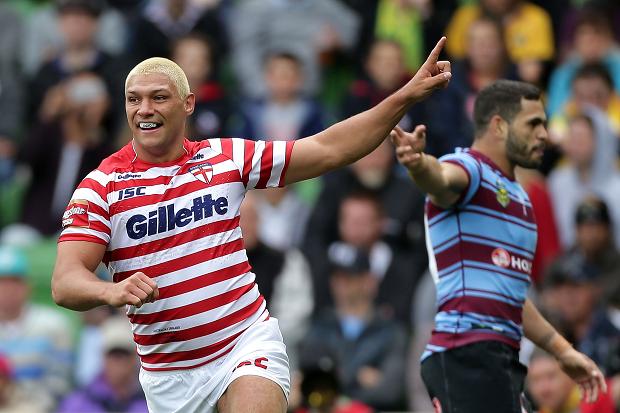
left=58, top=11, right=98, bottom=50
left=505, top=99, right=548, bottom=169
left=173, top=38, right=211, bottom=88
left=466, top=20, right=504, bottom=71
left=562, top=118, right=595, bottom=169
left=573, top=76, right=612, bottom=110
left=125, top=73, right=194, bottom=157
left=575, top=25, right=613, bottom=62
left=528, top=357, right=575, bottom=412
left=366, top=41, right=405, bottom=91
left=330, top=271, right=375, bottom=307
left=0, top=278, right=28, bottom=320
left=265, top=57, right=302, bottom=101
left=577, top=222, right=611, bottom=257
left=339, top=199, right=383, bottom=249
left=553, top=282, right=597, bottom=324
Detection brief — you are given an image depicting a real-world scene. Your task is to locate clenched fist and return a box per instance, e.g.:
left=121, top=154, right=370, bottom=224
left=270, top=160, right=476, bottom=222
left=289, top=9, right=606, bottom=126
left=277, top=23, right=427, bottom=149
left=104, top=271, right=159, bottom=308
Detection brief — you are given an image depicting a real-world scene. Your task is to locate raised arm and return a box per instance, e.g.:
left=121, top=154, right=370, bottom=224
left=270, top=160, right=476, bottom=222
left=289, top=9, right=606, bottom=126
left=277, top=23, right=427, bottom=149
left=52, top=241, right=159, bottom=311
left=522, top=298, right=607, bottom=403
left=284, top=37, right=451, bottom=185
left=391, top=124, right=469, bottom=208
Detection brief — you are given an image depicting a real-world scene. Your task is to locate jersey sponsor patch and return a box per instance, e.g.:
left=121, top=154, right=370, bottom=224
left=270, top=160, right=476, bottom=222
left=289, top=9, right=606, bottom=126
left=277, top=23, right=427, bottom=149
left=62, top=199, right=90, bottom=229
left=491, top=248, right=511, bottom=268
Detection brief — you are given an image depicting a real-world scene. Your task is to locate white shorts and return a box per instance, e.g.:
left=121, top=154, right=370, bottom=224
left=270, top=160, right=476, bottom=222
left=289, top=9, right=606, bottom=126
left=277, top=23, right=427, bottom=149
left=138, top=318, right=290, bottom=413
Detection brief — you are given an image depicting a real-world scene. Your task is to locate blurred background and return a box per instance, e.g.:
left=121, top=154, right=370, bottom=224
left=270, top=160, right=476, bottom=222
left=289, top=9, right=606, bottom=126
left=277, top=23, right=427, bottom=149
left=0, top=0, right=620, bottom=412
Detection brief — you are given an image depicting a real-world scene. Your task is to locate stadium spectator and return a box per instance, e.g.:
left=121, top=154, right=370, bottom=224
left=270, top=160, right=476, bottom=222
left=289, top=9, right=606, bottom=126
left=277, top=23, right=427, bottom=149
left=303, top=140, right=426, bottom=311
left=549, top=62, right=620, bottom=141
left=373, top=0, right=459, bottom=73
left=239, top=191, right=313, bottom=371
left=541, top=248, right=602, bottom=349
left=547, top=8, right=620, bottom=117
left=0, top=353, right=45, bottom=413
left=228, top=0, right=360, bottom=99
left=26, top=0, right=125, bottom=129
left=445, top=0, right=554, bottom=85
left=0, top=3, right=25, bottom=185
left=253, top=187, right=310, bottom=252
left=171, top=33, right=231, bottom=139
left=527, top=349, right=619, bottom=413
left=329, top=191, right=423, bottom=325
left=0, top=246, right=73, bottom=411
left=19, top=0, right=127, bottom=77
left=129, top=0, right=226, bottom=65
left=373, top=0, right=424, bottom=72
left=341, top=39, right=419, bottom=131
left=299, top=244, right=408, bottom=411
left=13, top=72, right=114, bottom=237
left=542, top=198, right=620, bottom=368
left=236, top=52, right=326, bottom=141
left=579, top=283, right=620, bottom=375
left=73, top=305, right=117, bottom=387
left=422, top=16, right=517, bottom=157
left=57, top=316, right=148, bottom=413
left=548, top=109, right=620, bottom=248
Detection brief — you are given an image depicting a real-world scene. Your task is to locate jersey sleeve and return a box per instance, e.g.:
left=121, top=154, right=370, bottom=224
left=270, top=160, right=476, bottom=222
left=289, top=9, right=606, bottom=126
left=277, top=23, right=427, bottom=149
left=438, top=150, right=482, bottom=206
left=58, top=169, right=112, bottom=245
left=209, top=138, right=295, bottom=190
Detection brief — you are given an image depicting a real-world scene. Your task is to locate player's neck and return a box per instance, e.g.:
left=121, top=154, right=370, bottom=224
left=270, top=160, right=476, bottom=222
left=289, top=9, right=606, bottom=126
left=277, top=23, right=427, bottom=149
left=132, top=140, right=187, bottom=164
left=471, top=140, right=515, bottom=179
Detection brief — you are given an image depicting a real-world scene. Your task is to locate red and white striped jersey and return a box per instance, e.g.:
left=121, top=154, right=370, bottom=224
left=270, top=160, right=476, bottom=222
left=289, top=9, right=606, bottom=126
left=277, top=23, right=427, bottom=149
left=59, top=138, right=295, bottom=371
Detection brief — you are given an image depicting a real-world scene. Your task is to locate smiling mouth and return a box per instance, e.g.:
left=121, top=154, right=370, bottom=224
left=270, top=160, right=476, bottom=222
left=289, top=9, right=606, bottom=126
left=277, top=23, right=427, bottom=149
left=138, top=122, right=162, bottom=131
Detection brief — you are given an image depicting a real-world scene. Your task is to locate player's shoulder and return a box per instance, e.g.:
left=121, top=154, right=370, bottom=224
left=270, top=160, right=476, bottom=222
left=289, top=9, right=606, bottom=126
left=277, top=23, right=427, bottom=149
left=439, top=147, right=479, bottom=165
left=96, top=142, right=136, bottom=175
left=77, top=143, right=136, bottom=190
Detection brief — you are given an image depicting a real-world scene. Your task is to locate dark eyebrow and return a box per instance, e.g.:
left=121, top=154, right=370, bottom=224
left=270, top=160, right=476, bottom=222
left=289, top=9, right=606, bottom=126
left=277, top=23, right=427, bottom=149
left=528, top=117, right=547, bottom=127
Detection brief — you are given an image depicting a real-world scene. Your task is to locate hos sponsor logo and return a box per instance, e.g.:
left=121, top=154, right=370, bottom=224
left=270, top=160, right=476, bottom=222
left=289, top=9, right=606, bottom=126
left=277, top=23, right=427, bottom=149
left=62, top=200, right=90, bottom=228
left=491, top=248, right=531, bottom=274
left=125, top=194, right=228, bottom=239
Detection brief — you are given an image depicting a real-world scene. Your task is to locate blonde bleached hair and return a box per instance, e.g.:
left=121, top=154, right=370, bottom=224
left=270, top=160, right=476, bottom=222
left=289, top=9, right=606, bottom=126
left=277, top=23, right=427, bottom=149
left=125, top=57, right=190, bottom=99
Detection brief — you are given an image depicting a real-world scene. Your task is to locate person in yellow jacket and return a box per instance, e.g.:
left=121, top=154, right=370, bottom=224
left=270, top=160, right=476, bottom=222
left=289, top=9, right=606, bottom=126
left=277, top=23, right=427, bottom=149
left=446, top=0, right=554, bottom=84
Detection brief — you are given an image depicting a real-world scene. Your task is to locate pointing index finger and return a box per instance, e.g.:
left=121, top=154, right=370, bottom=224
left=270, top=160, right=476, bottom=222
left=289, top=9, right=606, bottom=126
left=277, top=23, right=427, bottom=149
left=426, top=37, right=447, bottom=65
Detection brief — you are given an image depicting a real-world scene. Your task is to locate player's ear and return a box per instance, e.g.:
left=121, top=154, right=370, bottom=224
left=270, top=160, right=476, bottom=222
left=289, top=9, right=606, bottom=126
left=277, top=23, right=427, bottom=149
left=185, top=93, right=196, bottom=115
left=490, top=115, right=508, bottom=138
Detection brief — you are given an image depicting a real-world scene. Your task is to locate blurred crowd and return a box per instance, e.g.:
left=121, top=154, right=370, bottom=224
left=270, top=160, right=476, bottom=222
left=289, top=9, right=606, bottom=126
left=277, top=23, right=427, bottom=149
left=1, top=0, right=620, bottom=412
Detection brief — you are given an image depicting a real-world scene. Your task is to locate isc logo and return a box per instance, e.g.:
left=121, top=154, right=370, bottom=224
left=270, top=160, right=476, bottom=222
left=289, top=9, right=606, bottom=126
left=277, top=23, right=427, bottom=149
left=126, top=194, right=228, bottom=239
left=118, top=186, right=146, bottom=200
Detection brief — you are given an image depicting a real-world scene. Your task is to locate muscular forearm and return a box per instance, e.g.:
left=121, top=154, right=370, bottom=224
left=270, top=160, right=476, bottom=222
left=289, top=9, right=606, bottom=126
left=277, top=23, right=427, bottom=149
left=523, top=298, right=572, bottom=357
left=319, top=89, right=414, bottom=169
left=52, top=268, right=112, bottom=311
left=408, top=153, right=446, bottom=192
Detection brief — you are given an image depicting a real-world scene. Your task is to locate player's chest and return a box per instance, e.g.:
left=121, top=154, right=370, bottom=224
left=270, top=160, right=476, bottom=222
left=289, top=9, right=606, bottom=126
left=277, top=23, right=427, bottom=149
left=107, top=166, right=243, bottom=244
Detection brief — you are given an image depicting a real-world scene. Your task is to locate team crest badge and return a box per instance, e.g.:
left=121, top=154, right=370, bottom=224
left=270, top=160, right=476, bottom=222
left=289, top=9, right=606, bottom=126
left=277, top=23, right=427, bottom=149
left=496, top=180, right=510, bottom=208
left=189, top=163, right=213, bottom=184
